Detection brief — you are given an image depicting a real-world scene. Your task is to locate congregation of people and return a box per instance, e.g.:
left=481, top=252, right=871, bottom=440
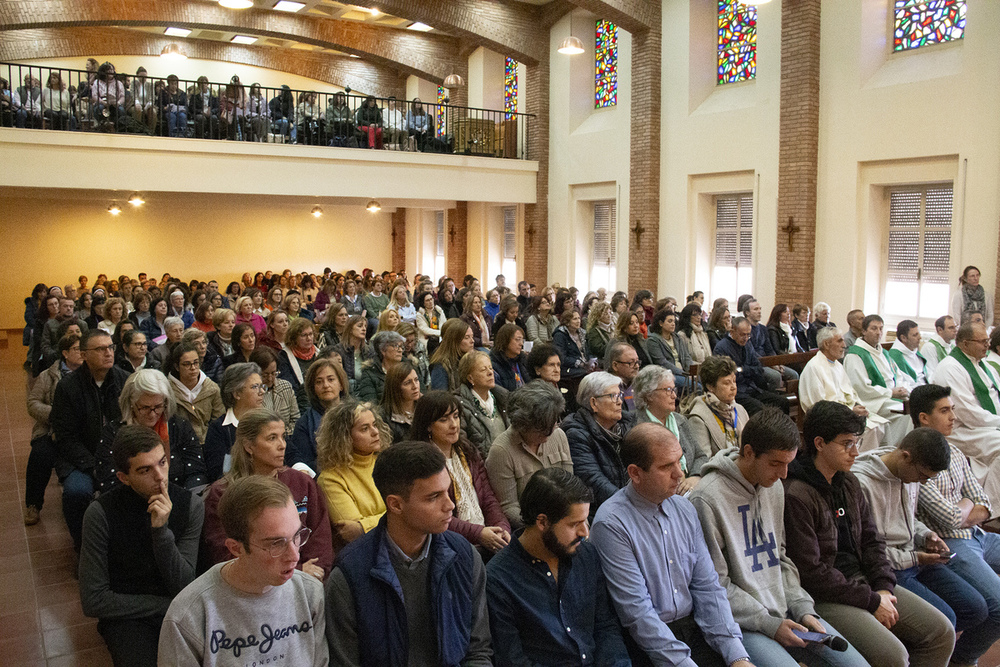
left=1, top=61, right=455, bottom=151
left=19, top=262, right=1000, bottom=666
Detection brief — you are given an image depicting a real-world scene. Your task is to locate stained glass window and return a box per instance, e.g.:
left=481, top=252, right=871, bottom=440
left=717, top=0, right=756, bottom=85
left=504, top=57, right=518, bottom=118
left=893, top=0, right=966, bottom=52
left=436, top=85, right=445, bottom=137
left=595, top=20, right=617, bottom=108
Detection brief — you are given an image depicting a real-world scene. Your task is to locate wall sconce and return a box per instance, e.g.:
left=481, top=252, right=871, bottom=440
left=311, top=205, right=323, bottom=218
left=366, top=199, right=382, bottom=213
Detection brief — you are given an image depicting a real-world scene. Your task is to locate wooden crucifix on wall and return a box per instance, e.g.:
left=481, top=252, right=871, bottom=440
left=780, top=216, right=801, bottom=252
left=631, top=220, right=646, bottom=251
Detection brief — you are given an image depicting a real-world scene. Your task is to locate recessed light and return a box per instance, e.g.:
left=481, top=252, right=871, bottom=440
left=128, top=193, right=145, bottom=207
left=407, top=22, right=432, bottom=32
left=370, top=7, right=380, bottom=16
left=219, top=0, right=254, bottom=8
left=231, top=35, right=258, bottom=44
left=273, top=0, right=305, bottom=11
left=311, top=206, right=323, bottom=218
left=107, top=202, right=122, bottom=216
left=349, top=54, right=360, bottom=58
left=366, top=199, right=381, bottom=213
left=164, top=27, right=192, bottom=37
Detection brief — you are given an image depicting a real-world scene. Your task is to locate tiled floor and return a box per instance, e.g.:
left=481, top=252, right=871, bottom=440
left=5, top=340, right=1000, bottom=667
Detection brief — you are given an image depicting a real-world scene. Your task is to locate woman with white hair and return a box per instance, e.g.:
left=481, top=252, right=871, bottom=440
left=234, top=295, right=266, bottom=336
left=202, top=362, right=264, bottom=482
left=808, top=301, right=836, bottom=350
left=561, top=370, right=637, bottom=518
left=354, top=331, right=406, bottom=403
left=633, top=364, right=706, bottom=494
left=96, top=368, right=207, bottom=493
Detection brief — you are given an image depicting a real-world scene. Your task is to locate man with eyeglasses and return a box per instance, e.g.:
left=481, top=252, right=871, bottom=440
left=606, top=340, right=641, bottom=411
left=80, top=425, right=203, bottom=666
left=783, top=401, right=955, bottom=667
left=160, top=475, right=328, bottom=665
left=854, top=427, right=994, bottom=663
left=931, top=321, right=1000, bottom=512
left=50, top=329, right=130, bottom=551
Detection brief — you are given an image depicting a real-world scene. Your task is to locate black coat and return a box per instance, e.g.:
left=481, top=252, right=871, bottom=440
left=96, top=415, right=207, bottom=493
left=203, top=415, right=236, bottom=483
left=489, top=349, right=529, bottom=393
left=562, top=407, right=637, bottom=518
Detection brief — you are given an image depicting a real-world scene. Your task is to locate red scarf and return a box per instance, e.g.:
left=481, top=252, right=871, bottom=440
left=154, top=418, right=171, bottom=459
left=292, top=345, right=317, bottom=361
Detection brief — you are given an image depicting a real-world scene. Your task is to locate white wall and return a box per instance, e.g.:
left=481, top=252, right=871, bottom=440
left=547, top=9, right=632, bottom=293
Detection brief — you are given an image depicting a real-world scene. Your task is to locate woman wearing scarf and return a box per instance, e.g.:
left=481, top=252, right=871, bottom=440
left=951, top=265, right=994, bottom=326
left=766, top=303, right=799, bottom=354
left=677, top=302, right=713, bottom=364
left=585, top=301, right=614, bottom=364
left=166, top=342, right=225, bottom=444
left=686, top=355, right=749, bottom=459
left=277, top=317, right=319, bottom=414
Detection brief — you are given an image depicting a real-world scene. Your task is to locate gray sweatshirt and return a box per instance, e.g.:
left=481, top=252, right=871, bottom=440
left=689, top=449, right=815, bottom=638
left=853, top=447, right=931, bottom=570
left=158, top=563, right=329, bottom=666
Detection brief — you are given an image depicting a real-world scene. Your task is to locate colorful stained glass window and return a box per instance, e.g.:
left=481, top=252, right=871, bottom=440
left=717, top=0, right=756, bottom=85
left=436, top=85, right=445, bottom=137
left=595, top=19, right=617, bottom=108
left=504, top=57, right=518, bottom=119
left=893, top=0, right=966, bottom=52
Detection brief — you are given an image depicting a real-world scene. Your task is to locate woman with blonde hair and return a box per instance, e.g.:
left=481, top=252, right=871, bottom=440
left=376, top=307, right=401, bottom=333
left=455, top=350, right=509, bottom=457
left=201, top=408, right=332, bottom=579
left=42, top=70, right=72, bottom=130
left=315, top=401, right=391, bottom=548
left=234, top=295, right=266, bottom=335
left=282, top=292, right=310, bottom=321
left=386, top=285, right=416, bottom=324
left=98, top=296, right=127, bottom=336
left=429, top=318, right=475, bottom=391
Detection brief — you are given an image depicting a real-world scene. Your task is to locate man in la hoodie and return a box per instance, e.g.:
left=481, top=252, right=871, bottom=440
left=854, top=427, right=993, bottom=667
left=690, top=408, right=868, bottom=667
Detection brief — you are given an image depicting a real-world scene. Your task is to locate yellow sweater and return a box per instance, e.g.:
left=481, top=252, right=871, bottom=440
left=317, top=452, right=386, bottom=533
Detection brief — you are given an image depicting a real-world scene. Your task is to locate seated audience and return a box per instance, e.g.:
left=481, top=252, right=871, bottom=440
left=706, top=304, right=731, bottom=351
left=189, top=76, right=219, bottom=139
left=687, top=355, right=750, bottom=458
left=192, top=301, right=215, bottom=333
left=922, top=315, right=958, bottom=382
left=279, top=316, right=319, bottom=412
left=409, top=391, right=511, bottom=555
left=485, top=381, right=571, bottom=528
left=41, top=297, right=88, bottom=370
left=746, top=298, right=798, bottom=387
left=615, top=311, right=651, bottom=369
left=252, top=345, right=299, bottom=437
left=489, top=323, right=529, bottom=393
left=258, top=307, right=290, bottom=351
left=316, top=401, right=390, bottom=548
left=590, top=423, right=751, bottom=666
left=324, top=91, right=354, bottom=145
left=809, top=302, right=837, bottom=350
left=634, top=365, right=706, bottom=494
left=116, top=329, right=157, bottom=373
left=148, top=316, right=184, bottom=367
left=320, top=302, right=349, bottom=348
left=80, top=425, right=203, bottom=666
left=406, top=97, right=433, bottom=150
left=525, top=342, right=562, bottom=389
left=766, top=303, right=800, bottom=356
left=98, top=296, right=126, bottom=336
left=493, top=295, right=525, bottom=339
left=202, top=408, right=331, bottom=578
left=691, top=409, right=868, bottom=667
left=844, top=314, right=913, bottom=447
left=234, top=295, right=266, bottom=335
left=791, top=304, right=812, bottom=351
left=430, top=318, right=476, bottom=391
left=552, top=308, right=590, bottom=378
left=203, top=362, right=265, bottom=482
left=159, top=476, right=328, bottom=664
left=325, top=441, right=492, bottom=664
left=887, top=319, right=928, bottom=389
left=380, top=362, right=421, bottom=443
left=139, top=297, right=169, bottom=341
left=207, top=307, right=237, bottom=359
left=50, top=329, right=130, bottom=551
left=221, top=322, right=256, bottom=368
left=355, top=94, right=384, bottom=149
left=336, top=314, right=372, bottom=387
left=714, top=316, right=789, bottom=416
left=784, top=400, right=955, bottom=667
left=286, top=358, right=348, bottom=475
left=96, top=368, right=206, bottom=494
left=455, top=350, right=510, bottom=457
left=647, top=308, right=696, bottom=393
left=525, top=295, right=557, bottom=344
left=676, top=302, right=712, bottom=365
left=340, top=278, right=365, bottom=317
left=414, top=290, right=445, bottom=350
left=386, top=285, right=416, bottom=323
left=354, top=330, right=404, bottom=402
left=843, top=309, right=865, bottom=349
left=486, top=467, right=628, bottom=665
left=564, top=371, right=637, bottom=518
left=165, top=341, right=225, bottom=444
left=461, top=292, right=493, bottom=349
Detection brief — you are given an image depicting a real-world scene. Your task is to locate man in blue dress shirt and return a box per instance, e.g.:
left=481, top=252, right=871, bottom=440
left=486, top=467, right=630, bottom=665
left=591, top=422, right=754, bottom=667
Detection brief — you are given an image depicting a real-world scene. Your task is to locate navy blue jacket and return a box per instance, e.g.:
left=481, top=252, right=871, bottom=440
left=749, top=322, right=776, bottom=358
left=713, top=335, right=767, bottom=395
left=286, top=407, right=323, bottom=473
left=563, top=407, right=637, bottom=518
left=552, top=325, right=588, bottom=377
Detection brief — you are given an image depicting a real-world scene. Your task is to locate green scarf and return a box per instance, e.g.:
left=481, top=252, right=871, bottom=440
left=846, top=344, right=901, bottom=399
left=950, top=347, right=1000, bottom=415
left=928, top=339, right=948, bottom=362
left=886, top=348, right=925, bottom=381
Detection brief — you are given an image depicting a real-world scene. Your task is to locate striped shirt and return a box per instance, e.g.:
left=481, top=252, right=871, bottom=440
left=917, top=443, right=992, bottom=539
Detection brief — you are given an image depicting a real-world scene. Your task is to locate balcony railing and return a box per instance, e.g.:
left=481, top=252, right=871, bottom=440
left=0, top=62, right=533, bottom=159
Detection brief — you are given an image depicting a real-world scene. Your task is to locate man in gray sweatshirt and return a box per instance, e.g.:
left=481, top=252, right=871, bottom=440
left=690, top=408, right=868, bottom=667
left=854, top=427, right=994, bottom=667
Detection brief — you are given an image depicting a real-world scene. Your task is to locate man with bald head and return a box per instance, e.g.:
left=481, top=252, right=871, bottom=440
left=932, top=322, right=1000, bottom=509
left=591, top=422, right=754, bottom=666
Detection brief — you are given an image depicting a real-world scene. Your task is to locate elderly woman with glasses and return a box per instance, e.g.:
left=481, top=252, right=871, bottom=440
left=201, top=408, right=332, bottom=581
left=633, top=365, right=706, bottom=495
left=202, top=362, right=265, bottom=482
left=687, top=355, right=749, bottom=458
left=96, top=369, right=207, bottom=494
left=250, top=347, right=299, bottom=438
left=562, top=370, right=637, bottom=518
left=354, top=331, right=405, bottom=403
left=484, top=380, right=572, bottom=527
left=455, top=350, right=510, bottom=458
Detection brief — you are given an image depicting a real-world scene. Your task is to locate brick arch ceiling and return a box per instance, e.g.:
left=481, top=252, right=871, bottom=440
left=0, top=0, right=462, bottom=83
left=0, top=28, right=407, bottom=98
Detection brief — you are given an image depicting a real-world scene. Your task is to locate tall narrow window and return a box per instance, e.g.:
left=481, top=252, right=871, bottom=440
left=713, top=194, right=753, bottom=302
left=884, top=186, right=952, bottom=318
left=502, top=206, right=517, bottom=280
left=893, top=0, right=966, bottom=52
left=436, top=85, right=446, bottom=137
left=434, top=211, right=446, bottom=281
left=717, top=0, right=756, bottom=84
left=504, top=58, right=518, bottom=119
left=591, top=201, right=617, bottom=292
left=595, top=20, right=618, bottom=108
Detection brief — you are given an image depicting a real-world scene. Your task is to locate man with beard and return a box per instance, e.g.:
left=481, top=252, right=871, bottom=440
left=486, top=468, right=629, bottom=665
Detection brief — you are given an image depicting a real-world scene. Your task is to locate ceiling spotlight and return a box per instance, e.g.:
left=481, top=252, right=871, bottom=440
left=128, top=193, right=145, bottom=207
left=164, top=27, right=192, bottom=37
left=160, top=43, right=188, bottom=60
left=407, top=22, right=433, bottom=32
left=370, top=7, right=380, bottom=16
left=231, top=35, right=258, bottom=44
left=443, top=73, right=464, bottom=87
left=219, top=0, right=254, bottom=8
left=311, top=205, right=323, bottom=218
left=273, top=0, right=305, bottom=11
left=108, top=202, right=122, bottom=216
left=365, top=199, right=381, bottom=213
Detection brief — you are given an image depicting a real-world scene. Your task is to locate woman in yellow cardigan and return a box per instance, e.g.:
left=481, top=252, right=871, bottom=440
left=315, top=400, right=392, bottom=549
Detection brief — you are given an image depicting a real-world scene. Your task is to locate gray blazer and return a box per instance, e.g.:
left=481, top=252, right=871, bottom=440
left=647, top=332, right=693, bottom=377
left=686, top=396, right=749, bottom=460
left=635, top=409, right=707, bottom=476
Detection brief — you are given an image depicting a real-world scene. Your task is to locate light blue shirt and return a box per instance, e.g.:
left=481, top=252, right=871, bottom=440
left=591, top=483, right=747, bottom=667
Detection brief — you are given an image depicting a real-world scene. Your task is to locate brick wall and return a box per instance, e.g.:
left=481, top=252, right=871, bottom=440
left=447, top=202, right=469, bottom=280
left=391, top=208, right=406, bottom=272
left=774, top=0, right=821, bottom=307
left=523, top=57, right=549, bottom=288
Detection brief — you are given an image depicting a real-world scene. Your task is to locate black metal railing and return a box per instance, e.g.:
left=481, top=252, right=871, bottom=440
left=0, top=61, right=532, bottom=159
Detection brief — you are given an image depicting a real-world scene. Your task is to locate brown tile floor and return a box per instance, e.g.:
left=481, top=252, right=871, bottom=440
left=4, top=340, right=1000, bottom=667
